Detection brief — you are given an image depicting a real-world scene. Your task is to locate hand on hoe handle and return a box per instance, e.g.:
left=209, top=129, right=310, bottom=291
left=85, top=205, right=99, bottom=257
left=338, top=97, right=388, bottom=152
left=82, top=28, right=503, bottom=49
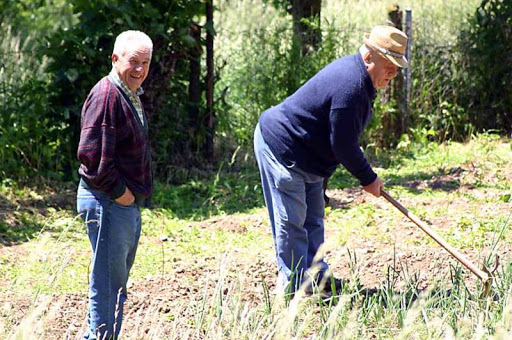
left=363, top=176, right=384, bottom=197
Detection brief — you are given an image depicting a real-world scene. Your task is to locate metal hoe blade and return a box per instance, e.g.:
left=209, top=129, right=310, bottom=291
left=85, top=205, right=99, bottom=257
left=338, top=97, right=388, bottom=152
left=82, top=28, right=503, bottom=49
left=381, top=189, right=498, bottom=297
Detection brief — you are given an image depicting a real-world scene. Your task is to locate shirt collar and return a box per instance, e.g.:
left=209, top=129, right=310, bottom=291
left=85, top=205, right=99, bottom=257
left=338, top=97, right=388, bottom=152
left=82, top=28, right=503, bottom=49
left=109, top=68, right=144, bottom=96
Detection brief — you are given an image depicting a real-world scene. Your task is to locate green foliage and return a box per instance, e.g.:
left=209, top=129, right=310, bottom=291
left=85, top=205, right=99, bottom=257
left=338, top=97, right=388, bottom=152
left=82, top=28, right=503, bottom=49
left=0, top=16, right=70, bottom=180
left=458, top=0, right=512, bottom=133
left=407, top=43, right=475, bottom=143
left=0, top=1, right=78, bottom=181
left=0, top=76, right=68, bottom=179
left=404, top=0, right=512, bottom=143
left=0, top=0, right=73, bottom=40
left=264, top=0, right=290, bottom=12
left=365, top=98, right=401, bottom=148
left=1, top=0, right=208, bottom=182
left=42, top=0, right=207, bottom=180
left=216, top=18, right=346, bottom=147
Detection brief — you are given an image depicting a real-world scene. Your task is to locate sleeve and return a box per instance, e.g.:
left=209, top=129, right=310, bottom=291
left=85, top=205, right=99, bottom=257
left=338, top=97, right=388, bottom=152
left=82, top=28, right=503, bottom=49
left=329, top=107, right=377, bottom=186
left=77, top=86, right=126, bottom=199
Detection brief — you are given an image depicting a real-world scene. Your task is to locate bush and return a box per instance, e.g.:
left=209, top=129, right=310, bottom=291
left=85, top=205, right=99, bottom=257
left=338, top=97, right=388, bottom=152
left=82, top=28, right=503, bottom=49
left=407, top=42, right=474, bottom=143
left=0, top=25, right=69, bottom=181
left=216, top=18, right=351, bottom=149
left=0, top=0, right=208, bottom=181
left=458, top=0, right=512, bottom=134
left=406, top=0, right=512, bottom=142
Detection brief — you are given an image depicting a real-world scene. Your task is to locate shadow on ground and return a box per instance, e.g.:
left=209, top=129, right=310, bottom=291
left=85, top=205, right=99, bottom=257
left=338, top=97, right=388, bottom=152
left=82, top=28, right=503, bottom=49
left=0, top=187, right=76, bottom=246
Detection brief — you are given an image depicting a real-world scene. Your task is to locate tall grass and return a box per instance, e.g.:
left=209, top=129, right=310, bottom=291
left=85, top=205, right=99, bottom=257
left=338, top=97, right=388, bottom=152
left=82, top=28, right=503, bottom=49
left=0, top=26, right=70, bottom=181
left=2, top=248, right=512, bottom=339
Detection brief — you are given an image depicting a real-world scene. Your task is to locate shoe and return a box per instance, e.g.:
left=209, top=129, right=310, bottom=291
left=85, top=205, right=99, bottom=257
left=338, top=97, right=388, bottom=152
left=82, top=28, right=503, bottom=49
left=320, top=276, right=344, bottom=294
left=305, top=275, right=345, bottom=298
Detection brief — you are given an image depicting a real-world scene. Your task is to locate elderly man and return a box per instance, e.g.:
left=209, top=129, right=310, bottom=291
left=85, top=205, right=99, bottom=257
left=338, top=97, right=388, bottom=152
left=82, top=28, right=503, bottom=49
left=76, top=30, right=153, bottom=339
left=254, top=25, right=408, bottom=297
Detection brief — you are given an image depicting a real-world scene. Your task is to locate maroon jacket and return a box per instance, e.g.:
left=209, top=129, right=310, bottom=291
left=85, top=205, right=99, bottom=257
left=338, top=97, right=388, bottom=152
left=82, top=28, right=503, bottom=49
left=77, top=75, right=153, bottom=206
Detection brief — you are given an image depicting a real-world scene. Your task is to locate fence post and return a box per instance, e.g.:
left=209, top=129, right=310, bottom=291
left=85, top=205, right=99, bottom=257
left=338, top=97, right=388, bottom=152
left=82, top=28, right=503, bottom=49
left=382, top=5, right=404, bottom=143
left=402, top=9, right=412, bottom=134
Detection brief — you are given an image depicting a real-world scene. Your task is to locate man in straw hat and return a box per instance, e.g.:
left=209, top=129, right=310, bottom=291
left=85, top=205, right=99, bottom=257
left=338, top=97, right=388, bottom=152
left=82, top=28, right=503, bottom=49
left=254, top=25, right=408, bottom=298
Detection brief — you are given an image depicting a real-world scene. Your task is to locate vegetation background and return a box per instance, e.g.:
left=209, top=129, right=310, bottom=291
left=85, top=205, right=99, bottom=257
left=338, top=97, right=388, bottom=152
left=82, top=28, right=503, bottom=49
left=1, top=0, right=511, bottom=339
left=0, top=0, right=511, bottom=182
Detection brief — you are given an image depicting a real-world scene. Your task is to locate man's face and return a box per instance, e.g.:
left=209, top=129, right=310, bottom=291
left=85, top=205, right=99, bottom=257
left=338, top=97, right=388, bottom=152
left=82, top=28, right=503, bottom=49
left=369, top=54, right=399, bottom=90
left=112, top=42, right=152, bottom=92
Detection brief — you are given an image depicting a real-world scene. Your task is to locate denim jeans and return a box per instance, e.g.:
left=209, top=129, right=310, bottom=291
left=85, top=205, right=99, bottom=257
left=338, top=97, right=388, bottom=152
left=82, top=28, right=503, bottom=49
left=254, top=124, right=329, bottom=292
left=77, top=180, right=141, bottom=340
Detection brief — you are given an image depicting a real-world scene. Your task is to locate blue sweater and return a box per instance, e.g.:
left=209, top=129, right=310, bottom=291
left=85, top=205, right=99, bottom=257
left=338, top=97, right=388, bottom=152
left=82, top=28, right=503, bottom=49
left=259, top=53, right=377, bottom=186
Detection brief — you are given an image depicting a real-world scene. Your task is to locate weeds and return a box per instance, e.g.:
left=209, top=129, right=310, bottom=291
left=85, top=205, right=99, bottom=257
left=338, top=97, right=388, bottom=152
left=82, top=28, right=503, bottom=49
left=0, top=134, right=511, bottom=338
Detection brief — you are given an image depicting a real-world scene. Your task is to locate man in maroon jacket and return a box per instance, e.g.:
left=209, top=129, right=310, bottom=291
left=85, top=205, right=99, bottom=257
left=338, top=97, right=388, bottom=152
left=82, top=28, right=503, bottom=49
left=76, top=30, right=153, bottom=340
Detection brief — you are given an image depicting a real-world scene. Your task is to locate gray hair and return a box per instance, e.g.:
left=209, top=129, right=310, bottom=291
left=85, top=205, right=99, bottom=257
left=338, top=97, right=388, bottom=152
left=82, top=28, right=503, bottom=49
left=359, top=44, right=371, bottom=58
left=113, top=30, right=153, bottom=56
left=360, top=44, right=382, bottom=63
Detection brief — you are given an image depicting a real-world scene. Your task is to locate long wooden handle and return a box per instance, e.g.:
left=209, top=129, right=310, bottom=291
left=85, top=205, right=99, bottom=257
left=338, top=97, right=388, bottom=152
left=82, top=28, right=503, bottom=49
left=381, top=189, right=489, bottom=282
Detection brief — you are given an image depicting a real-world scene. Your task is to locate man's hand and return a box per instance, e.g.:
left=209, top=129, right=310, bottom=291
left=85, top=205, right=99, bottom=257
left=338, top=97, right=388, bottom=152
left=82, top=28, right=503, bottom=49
left=363, top=177, right=384, bottom=197
left=115, top=187, right=135, bottom=206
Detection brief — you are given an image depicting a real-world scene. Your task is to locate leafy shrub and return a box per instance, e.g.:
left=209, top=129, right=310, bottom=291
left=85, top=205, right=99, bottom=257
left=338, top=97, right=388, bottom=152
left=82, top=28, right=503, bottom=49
left=404, top=0, right=512, bottom=143
left=458, top=0, right=512, bottom=134
left=42, top=0, right=207, bottom=180
left=407, top=42, right=475, bottom=143
left=0, top=25, right=68, bottom=181
left=216, top=18, right=351, bottom=149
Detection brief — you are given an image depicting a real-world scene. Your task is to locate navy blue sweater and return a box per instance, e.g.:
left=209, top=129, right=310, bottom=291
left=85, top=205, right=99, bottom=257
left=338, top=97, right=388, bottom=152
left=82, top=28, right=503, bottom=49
left=259, top=53, right=377, bottom=186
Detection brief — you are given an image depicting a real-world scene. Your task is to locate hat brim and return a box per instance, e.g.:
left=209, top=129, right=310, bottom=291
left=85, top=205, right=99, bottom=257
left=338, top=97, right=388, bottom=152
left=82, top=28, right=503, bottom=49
left=363, top=35, right=408, bottom=68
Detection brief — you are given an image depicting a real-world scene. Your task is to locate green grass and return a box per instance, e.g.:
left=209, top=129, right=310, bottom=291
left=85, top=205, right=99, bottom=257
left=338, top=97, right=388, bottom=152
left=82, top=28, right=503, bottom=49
left=1, top=0, right=510, bottom=337
left=151, top=164, right=264, bottom=219
left=0, top=133, right=511, bottom=338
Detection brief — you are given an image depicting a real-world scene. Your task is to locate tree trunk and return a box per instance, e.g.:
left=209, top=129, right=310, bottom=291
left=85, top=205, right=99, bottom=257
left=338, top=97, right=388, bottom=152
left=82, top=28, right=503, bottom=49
left=205, top=0, right=215, bottom=162
left=188, top=23, right=202, bottom=159
left=289, top=0, right=321, bottom=55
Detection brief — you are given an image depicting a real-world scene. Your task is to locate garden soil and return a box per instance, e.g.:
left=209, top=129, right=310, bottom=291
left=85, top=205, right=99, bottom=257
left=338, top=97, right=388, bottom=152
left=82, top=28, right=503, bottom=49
left=1, top=164, right=510, bottom=339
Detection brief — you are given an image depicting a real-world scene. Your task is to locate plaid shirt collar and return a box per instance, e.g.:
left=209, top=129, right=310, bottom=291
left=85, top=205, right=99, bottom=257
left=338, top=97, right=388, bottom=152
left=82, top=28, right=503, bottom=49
left=109, top=69, right=145, bottom=125
left=109, top=68, right=145, bottom=96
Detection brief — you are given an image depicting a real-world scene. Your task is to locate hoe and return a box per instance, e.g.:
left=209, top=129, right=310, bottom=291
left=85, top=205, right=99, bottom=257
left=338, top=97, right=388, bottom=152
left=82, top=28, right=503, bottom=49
left=381, top=189, right=498, bottom=297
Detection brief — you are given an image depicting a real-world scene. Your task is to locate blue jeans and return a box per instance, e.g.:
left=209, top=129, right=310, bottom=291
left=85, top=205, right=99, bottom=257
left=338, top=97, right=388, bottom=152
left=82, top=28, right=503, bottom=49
left=254, top=124, right=329, bottom=292
left=77, top=180, right=141, bottom=340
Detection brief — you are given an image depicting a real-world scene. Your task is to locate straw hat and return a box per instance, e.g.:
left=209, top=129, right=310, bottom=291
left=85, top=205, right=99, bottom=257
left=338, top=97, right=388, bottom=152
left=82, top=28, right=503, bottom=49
left=363, top=25, right=408, bottom=68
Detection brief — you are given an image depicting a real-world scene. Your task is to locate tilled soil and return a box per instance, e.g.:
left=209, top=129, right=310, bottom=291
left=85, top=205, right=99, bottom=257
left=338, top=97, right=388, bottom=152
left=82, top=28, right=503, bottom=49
left=1, top=165, right=510, bottom=339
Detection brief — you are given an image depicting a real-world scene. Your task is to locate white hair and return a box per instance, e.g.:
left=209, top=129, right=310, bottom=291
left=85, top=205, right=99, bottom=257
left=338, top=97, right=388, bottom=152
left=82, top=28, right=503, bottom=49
left=113, top=30, right=153, bottom=56
left=360, top=44, right=383, bottom=64
left=359, top=44, right=371, bottom=58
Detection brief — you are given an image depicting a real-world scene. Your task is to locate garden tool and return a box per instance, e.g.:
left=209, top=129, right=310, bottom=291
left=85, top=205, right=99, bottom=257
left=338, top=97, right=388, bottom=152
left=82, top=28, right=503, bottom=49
left=380, top=189, right=498, bottom=297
